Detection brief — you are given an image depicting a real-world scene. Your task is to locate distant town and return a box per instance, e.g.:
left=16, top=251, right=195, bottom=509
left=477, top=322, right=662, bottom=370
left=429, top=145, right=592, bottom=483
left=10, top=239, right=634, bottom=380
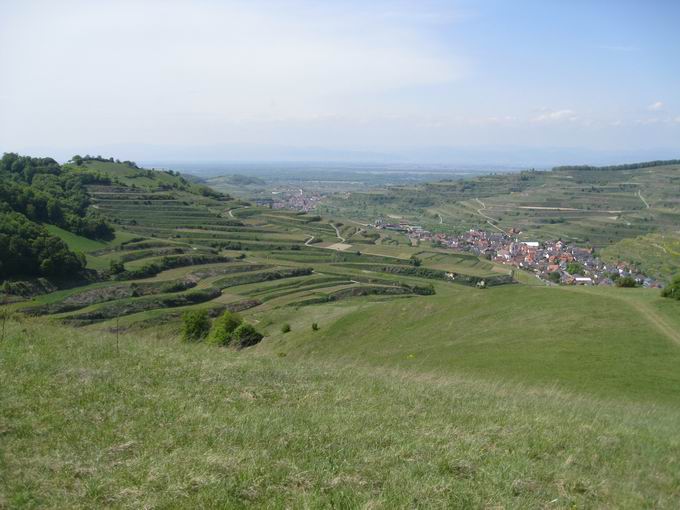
left=375, top=219, right=660, bottom=288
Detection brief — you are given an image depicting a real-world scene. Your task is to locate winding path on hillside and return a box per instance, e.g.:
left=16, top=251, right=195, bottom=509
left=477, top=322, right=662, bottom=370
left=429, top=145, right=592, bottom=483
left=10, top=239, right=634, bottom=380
left=330, top=223, right=345, bottom=242
left=474, top=198, right=506, bottom=234
left=637, top=190, right=650, bottom=209
left=437, top=213, right=444, bottom=224
left=304, top=235, right=315, bottom=246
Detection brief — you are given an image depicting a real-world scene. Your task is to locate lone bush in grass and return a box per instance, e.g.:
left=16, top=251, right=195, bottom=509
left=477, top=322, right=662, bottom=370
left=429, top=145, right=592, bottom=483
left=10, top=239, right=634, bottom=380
left=616, top=276, right=638, bottom=288
left=662, top=275, right=680, bottom=300
left=233, top=323, right=264, bottom=348
left=181, top=309, right=210, bottom=342
left=312, top=322, right=319, bottom=331
left=281, top=323, right=291, bottom=334
left=208, top=311, right=243, bottom=346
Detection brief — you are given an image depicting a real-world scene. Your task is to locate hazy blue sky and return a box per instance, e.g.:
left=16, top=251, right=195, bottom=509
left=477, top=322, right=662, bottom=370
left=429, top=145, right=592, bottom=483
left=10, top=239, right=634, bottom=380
left=1, top=0, right=679, bottom=164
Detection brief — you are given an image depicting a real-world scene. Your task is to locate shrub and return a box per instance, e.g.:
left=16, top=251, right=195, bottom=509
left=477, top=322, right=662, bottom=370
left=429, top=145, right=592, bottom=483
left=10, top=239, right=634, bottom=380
left=281, top=323, right=291, bottom=333
left=109, top=260, right=125, bottom=274
left=181, top=310, right=210, bottom=342
left=661, top=275, right=680, bottom=300
left=207, top=311, right=243, bottom=346
left=232, top=323, right=264, bottom=348
left=312, top=322, right=319, bottom=331
left=616, top=276, right=637, bottom=288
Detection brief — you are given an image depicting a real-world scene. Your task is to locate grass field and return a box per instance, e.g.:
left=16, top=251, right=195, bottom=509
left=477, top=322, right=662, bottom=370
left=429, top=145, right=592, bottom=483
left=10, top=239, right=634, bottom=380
left=3, top=317, right=680, bottom=508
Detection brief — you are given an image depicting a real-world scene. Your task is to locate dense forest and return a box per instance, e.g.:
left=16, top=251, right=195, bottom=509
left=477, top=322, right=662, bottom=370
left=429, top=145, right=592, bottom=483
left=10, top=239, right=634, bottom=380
left=0, top=153, right=115, bottom=279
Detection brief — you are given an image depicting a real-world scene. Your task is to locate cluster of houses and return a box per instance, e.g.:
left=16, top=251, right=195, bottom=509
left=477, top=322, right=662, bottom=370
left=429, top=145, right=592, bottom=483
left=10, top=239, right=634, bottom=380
left=271, top=189, right=323, bottom=212
left=375, top=219, right=659, bottom=287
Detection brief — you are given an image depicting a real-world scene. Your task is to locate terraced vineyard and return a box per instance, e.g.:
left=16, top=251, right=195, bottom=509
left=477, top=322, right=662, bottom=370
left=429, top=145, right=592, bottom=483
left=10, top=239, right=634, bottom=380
left=17, top=160, right=516, bottom=334
left=318, top=162, right=680, bottom=248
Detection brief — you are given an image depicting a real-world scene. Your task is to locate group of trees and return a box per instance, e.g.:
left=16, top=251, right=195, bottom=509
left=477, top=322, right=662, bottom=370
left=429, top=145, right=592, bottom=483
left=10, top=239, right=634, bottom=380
left=181, top=310, right=264, bottom=348
left=0, top=153, right=117, bottom=280
left=0, top=153, right=114, bottom=241
left=0, top=209, right=85, bottom=279
left=70, top=155, right=138, bottom=169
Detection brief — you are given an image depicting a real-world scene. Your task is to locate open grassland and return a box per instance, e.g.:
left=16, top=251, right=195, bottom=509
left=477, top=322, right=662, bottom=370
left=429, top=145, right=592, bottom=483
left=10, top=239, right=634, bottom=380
left=263, top=283, right=680, bottom=405
left=2, top=318, right=680, bottom=508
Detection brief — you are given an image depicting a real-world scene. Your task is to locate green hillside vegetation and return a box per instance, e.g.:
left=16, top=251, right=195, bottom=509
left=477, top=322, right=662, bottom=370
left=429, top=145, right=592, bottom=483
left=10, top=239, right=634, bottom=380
left=602, top=232, right=680, bottom=282
left=3, top=154, right=680, bottom=506
left=319, top=161, right=680, bottom=249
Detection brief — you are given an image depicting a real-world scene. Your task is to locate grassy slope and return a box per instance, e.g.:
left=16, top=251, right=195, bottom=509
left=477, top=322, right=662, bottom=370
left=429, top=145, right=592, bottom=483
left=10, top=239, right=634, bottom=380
left=44, top=225, right=106, bottom=253
left=3, top=319, right=680, bottom=508
left=264, top=283, right=680, bottom=405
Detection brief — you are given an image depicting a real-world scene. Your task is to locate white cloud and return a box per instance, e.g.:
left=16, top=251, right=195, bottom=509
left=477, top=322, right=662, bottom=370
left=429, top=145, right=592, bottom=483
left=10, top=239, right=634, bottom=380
left=531, top=109, right=578, bottom=123
left=648, top=101, right=664, bottom=111
left=0, top=0, right=464, bottom=128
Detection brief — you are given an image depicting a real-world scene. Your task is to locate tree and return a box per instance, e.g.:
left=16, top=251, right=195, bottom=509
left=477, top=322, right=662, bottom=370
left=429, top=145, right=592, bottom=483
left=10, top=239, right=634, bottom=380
left=181, top=310, right=210, bottom=342
left=409, top=255, right=422, bottom=267
left=548, top=271, right=561, bottom=283
left=311, top=322, right=319, bottom=331
left=207, top=311, right=242, bottom=346
left=566, top=262, right=584, bottom=275
left=661, top=275, right=680, bottom=300
left=281, top=323, right=291, bottom=333
left=110, top=260, right=125, bottom=274
left=232, top=323, right=264, bottom=348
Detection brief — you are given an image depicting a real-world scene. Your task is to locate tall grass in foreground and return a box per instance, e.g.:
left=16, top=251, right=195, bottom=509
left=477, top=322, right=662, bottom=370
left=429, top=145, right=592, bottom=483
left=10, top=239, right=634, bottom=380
left=1, top=318, right=680, bottom=508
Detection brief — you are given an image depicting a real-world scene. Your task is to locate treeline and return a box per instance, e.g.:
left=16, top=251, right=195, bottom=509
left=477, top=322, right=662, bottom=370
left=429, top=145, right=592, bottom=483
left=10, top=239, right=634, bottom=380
left=70, top=154, right=139, bottom=169
left=553, top=159, right=680, bottom=172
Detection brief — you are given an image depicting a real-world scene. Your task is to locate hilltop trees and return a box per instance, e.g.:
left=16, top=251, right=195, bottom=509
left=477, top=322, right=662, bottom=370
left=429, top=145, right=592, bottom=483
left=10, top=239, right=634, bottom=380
left=0, top=153, right=115, bottom=241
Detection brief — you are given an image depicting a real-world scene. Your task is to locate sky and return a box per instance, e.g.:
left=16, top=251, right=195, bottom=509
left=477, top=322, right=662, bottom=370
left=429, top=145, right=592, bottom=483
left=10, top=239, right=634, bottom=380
left=1, top=0, right=680, bottom=166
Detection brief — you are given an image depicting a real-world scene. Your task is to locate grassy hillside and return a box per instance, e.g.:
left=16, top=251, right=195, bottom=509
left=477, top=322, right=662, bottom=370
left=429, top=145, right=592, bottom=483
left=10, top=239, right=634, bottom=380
left=260, top=283, right=680, bottom=405
left=3, top=318, right=680, bottom=508
left=602, top=232, right=680, bottom=283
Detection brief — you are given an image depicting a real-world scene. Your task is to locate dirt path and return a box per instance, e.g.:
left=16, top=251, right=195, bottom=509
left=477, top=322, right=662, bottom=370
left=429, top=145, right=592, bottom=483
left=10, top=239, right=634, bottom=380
left=330, top=223, right=345, bottom=243
left=474, top=198, right=506, bottom=234
left=626, top=298, right=680, bottom=346
left=304, top=235, right=315, bottom=246
left=637, top=190, right=650, bottom=209
left=437, top=213, right=443, bottom=224
left=567, top=287, right=680, bottom=347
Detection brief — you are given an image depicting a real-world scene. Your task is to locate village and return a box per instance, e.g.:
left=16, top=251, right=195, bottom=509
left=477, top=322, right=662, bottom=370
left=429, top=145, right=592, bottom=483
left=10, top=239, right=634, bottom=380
left=375, top=219, right=661, bottom=288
